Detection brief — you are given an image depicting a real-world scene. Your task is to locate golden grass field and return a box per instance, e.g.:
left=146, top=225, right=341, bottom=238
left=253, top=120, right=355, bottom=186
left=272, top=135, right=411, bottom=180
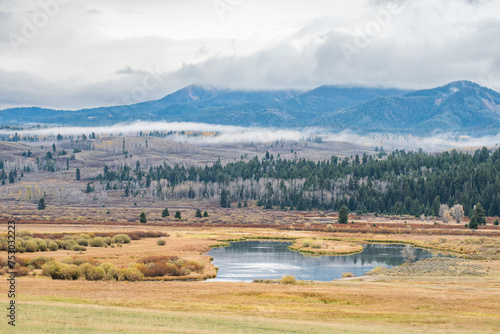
left=1, top=222, right=500, bottom=333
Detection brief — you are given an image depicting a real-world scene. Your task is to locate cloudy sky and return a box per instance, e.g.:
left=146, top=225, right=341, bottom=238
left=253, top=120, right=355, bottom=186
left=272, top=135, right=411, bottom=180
left=0, top=0, right=499, bottom=110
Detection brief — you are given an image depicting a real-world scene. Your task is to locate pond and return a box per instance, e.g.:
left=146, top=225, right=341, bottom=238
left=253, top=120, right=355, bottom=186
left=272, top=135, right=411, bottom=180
left=206, top=240, right=438, bottom=282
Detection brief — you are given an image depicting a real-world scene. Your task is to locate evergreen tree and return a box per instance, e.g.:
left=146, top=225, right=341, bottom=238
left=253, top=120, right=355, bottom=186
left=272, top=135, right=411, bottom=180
left=139, top=211, right=147, bottom=223
left=468, top=215, right=478, bottom=229
left=85, top=182, right=94, bottom=193
left=162, top=208, right=170, bottom=217
left=195, top=209, right=202, bottom=218
left=37, top=198, right=46, bottom=210
left=76, top=167, right=80, bottom=181
left=474, top=203, right=486, bottom=226
left=220, top=189, right=228, bottom=208
left=432, top=196, right=440, bottom=217
left=175, top=211, right=181, bottom=219
left=203, top=211, right=208, bottom=217
left=52, top=143, right=56, bottom=152
left=338, top=205, right=349, bottom=224
left=8, top=170, right=15, bottom=184
left=297, top=197, right=307, bottom=211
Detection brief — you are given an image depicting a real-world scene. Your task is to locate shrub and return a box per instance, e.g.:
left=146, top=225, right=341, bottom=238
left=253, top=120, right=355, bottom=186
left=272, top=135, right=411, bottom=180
left=302, top=241, right=311, bottom=247
left=103, top=237, right=113, bottom=245
left=72, top=245, right=86, bottom=251
left=139, top=255, right=178, bottom=264
left=15, top=241, right=26, bottom=253
left=24, top=240, right=39, bottom=252
left=164, top=263, right=184, bottom=276
left=61, top=256, right=99, bottom=266
left=62, top=239, right=78, bottom=250
left=367, top=266, right=386, bottom=275
left=98, top=263, right=121, bottom=281
left=89, top=237, right=106, bottom=247
left=325, top=224, right=334, bottom=232
left=157, top=239, right=166, bottom=246
left=304, top=222, right=311, bottom=229
left=42, top=262, right=81, bottom=280
left=342, top=272, right=355, bottom=278
left=48, top=241, right=59, bottom=251
left=145, top=263, right=169, bottom=277
left=113, top=234, right=132, bottom=244
left=79, top=234, right=91, bottom=239
left=121, top=267, right=143, bottom=282
left=311, top=243, right=322, bottom=249
left=81, top=263, right=105, bottom=281
left=16, top=266, right=30, bottom=276
left=280, top=275, right=296, bottom=284
left=494, top=220, right=499, bottom=226
left=17, top=230, right=33, bottom=238
left=37, top=241, right=48, bottom=252
left=34, top=238, right=48, bottom=251
left=182, top=260, right=204, bottom=272
left=27, top=256, right=53, bottom=269
left=60, top=264, right=81, bottom=280
left=76, top=238, right=89, bottom=246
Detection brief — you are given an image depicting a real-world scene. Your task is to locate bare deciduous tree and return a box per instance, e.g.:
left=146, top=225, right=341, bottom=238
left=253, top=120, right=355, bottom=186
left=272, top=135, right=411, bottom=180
left=401, top=245, right=415, bottom=263
left=439, top=204, right=450, bottom=223
left=451, top=204, right=464, bottom=224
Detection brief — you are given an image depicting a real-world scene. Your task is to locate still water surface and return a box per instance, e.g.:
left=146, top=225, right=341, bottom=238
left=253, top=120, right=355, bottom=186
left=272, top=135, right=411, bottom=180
left=207, top=240, right=437, bottom=282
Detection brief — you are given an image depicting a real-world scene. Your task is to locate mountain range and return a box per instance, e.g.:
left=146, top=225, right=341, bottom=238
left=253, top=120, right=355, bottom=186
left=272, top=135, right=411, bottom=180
left=1, top=80, right=500, bottom=135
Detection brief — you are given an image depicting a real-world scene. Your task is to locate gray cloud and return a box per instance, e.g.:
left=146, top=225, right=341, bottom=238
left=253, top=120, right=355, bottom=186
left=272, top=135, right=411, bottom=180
left=0, top=0, right=499, bottom=109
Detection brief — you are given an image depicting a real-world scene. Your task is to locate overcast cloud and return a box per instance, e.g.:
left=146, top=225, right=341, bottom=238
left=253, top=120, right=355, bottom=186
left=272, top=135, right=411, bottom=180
left=0, top=0, right=499, bottom=110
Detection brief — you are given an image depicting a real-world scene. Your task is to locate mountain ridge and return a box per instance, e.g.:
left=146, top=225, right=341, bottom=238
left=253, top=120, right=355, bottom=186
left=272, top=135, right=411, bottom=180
left=1, top=81, right=499, bottom=135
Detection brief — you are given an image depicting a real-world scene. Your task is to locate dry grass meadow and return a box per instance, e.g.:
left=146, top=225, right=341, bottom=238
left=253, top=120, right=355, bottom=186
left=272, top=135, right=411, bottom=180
left=1, top=221, right=500, bottom=333
left=1, top=138, right=500, bottom=332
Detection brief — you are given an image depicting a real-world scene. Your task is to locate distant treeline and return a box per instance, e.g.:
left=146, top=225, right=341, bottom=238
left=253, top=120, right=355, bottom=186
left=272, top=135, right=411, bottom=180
left=96, top=147, right=500, bottom=218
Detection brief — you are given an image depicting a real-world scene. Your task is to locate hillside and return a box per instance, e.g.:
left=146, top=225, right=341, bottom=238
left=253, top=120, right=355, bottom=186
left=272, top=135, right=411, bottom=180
left=1, top=81, right=499, bottom=134
left=316, top=81, right=500, bottom=134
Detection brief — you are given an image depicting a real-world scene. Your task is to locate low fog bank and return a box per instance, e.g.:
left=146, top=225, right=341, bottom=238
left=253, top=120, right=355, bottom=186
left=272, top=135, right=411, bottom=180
left=1, top=121, right=499, bottom=153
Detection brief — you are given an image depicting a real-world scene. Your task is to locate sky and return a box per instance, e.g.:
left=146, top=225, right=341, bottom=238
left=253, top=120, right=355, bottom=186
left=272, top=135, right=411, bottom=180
left=0, top=0, right=499, bottom=110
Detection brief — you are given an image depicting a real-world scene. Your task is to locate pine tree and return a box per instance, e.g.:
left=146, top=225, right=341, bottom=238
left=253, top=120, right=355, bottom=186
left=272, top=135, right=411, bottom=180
left=85, top=182, right=94, bottom=193
left=432, top=196, right=440, bottom=217
left=220, top=189, right=228, bottom=208
left=474, top=203, right=486, bottom=226
left=195, top=209, right=202, bottom=218
left=174, top=211, right=181, bottom=219
left=139, top=211, right=147, bottom=223
left=162, top=208, right=170, bottom=217
left=38, top=198, right=46, bottom=210
left=468, top=215, right=478, bottom=229
left=76, top=167, right=80, bottom=181
left=203, top=211, right=208, bottom=217
left=338, top=205, right=349, bottom=224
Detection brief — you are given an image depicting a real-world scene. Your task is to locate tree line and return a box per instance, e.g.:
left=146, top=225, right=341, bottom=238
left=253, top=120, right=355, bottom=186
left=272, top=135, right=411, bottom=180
left=94, top=147, right=500, bottom=218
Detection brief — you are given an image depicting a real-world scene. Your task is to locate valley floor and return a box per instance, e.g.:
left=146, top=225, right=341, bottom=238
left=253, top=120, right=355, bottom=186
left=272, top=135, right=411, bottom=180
left=1, top=222, right=500, bottom=333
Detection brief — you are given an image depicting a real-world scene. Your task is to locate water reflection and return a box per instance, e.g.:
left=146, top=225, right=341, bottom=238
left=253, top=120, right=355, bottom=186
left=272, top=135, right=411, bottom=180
left=207, top=241, right=437, bottom=282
